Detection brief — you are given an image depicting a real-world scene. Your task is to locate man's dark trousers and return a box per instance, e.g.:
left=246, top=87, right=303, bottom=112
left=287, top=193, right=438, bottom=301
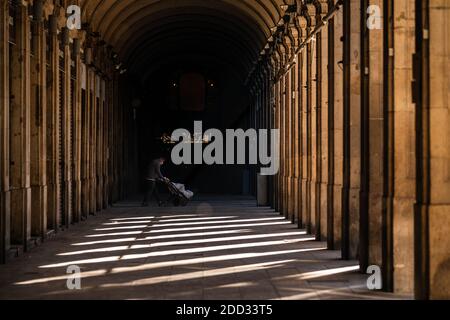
left=143, top=180, right=161, bottom=205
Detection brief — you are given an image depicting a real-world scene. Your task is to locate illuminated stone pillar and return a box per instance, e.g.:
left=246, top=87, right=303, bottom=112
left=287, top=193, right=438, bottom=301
left=273, top=54, right=281, bottom=212
left=287, top=67, right=295, bottom=222
left=291, top=61, right=300, bottom=225
left=318, top=0, right=329, bottom=242
left=296, top=16, right=307, bottom=228
left=347, top=0, right=362, bottom=259
left=305, top=3, right=320, bottom=235
left=392, top=0, right=415, bottom=294
left=325, top=0, right=336, bottom=249
left=305, top=25, right=313, bottom=234
left=284, top=62, right=293, bottom=220
left=300, top=25, right=308, bottom=229
left=416, top=0, right=450, bottom=300
left=332, top=6, right=343, bottom=249
left=282, top=27, right=296, bottom=221
left=290, top=23, right=300, bottom=225
left=284, top=49, right=290, bottom=219
left=279, top=66, right=286, bottom=216
left=269, top=56, right=278, bottom=210
left=364, top=0, right=384, bottom=269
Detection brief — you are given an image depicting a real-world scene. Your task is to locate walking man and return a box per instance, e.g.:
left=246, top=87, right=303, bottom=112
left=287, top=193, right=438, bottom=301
left=142, top=156, right=168, bottom=207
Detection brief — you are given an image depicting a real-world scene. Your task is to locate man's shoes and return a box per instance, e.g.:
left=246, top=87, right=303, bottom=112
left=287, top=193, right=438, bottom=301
left=142, top=201, right=164, bottom=207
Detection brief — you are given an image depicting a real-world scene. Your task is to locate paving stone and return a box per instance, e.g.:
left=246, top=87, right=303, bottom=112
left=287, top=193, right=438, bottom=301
left=0, top=198, right=402, bottom=300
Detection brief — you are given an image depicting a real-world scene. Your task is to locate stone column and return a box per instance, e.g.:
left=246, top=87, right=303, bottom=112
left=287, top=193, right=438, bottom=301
left=117, top=76, right=124, bottom=199
left=98, top=47, right=108, bottom=210
left=0, top=0, right=11, bottom=262
left=326, top=0, right=336, bottom=249
left=392, top=0, right=415, bottom=295
left=416, top=0, right=450, bottom=300
left=10, top=3, right=31, bottom=249
left=270, top=58, right=278, bottom=210
left=46, top=14, right=59, bottom=232
left=111, top=72, right=119, bottom=203
left=289, top=65, right=296, bottom=223
left=332, top=6, right=344, bottom=249
left=30, top=0, right=47, bottom=241
left=106, top=55, right=114, bottom=207
left=284, top=65, right=293, bottom=220
left=282, top=30, right=295, bottom=221
left=300, top=30, right=308, bottom=229
left=72, top=38, right=82, bottom=222
left=381, top=0, right=395, bottom=291
left=264, top=67, right=274, bottom=207
left=80, top=60, right=90, bottom=217
left=348, top=0, right=362, bottom=260
left=279, top=69, right=286, bottom=216
left=291, top=26, right=300, bottom=225
left=83, top=46, right=92, bottom=215
left=306, top=36, right=313, bottom=235
left=86, top=48, right=96, bottom=214
left=96, top=73, right=103, bottom=211
left=103, top=69, right=109, bottom=208
left=364, top=0, right=384, bottom=270
left=102, top=74, right=109, bottom=209
left=318, top=1, right=329, bottom=242
left=90, top=70, right=98, bottom=213
left=296, top=17, right=307, bottom=228
left=62, top=27, right=73, bottom=227
left=306, top=4, right=320, bottom=238
left=107, top=72, right=116, bottom=205
left=273, top=54, right=281, bottom=212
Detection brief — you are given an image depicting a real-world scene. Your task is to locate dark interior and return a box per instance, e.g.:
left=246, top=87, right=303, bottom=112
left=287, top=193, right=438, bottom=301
left=108, top=2, right=271, bottom=196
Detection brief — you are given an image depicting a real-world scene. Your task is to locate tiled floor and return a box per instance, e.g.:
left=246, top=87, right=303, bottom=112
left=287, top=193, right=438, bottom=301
left=0, top=197, right=408, bottom=300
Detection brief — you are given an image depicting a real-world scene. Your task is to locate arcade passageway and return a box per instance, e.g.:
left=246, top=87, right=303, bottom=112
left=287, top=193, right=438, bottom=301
left=0, top=0, right=449, bottom=300
left=0, top=197, right=406, bottom=300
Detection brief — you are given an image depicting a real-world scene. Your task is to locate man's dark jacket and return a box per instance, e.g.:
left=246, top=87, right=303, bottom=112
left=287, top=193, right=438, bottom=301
left=146, top=159, right=164, bottom=180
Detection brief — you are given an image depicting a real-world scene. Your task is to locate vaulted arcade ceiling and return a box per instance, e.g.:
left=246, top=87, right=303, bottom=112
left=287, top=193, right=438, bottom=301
left=79, top=0, right=295, bottom=79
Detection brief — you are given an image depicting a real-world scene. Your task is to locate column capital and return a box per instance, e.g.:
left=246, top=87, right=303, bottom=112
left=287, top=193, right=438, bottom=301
left=295, top=15, right=309, bottom=41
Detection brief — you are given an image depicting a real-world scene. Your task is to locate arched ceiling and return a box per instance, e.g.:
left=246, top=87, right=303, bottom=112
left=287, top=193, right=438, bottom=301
left=81, top=0, right=289, bottom=81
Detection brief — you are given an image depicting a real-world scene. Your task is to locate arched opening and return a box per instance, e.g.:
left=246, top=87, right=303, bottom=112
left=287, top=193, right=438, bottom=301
left=81, top=0, right=282, bottom=196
